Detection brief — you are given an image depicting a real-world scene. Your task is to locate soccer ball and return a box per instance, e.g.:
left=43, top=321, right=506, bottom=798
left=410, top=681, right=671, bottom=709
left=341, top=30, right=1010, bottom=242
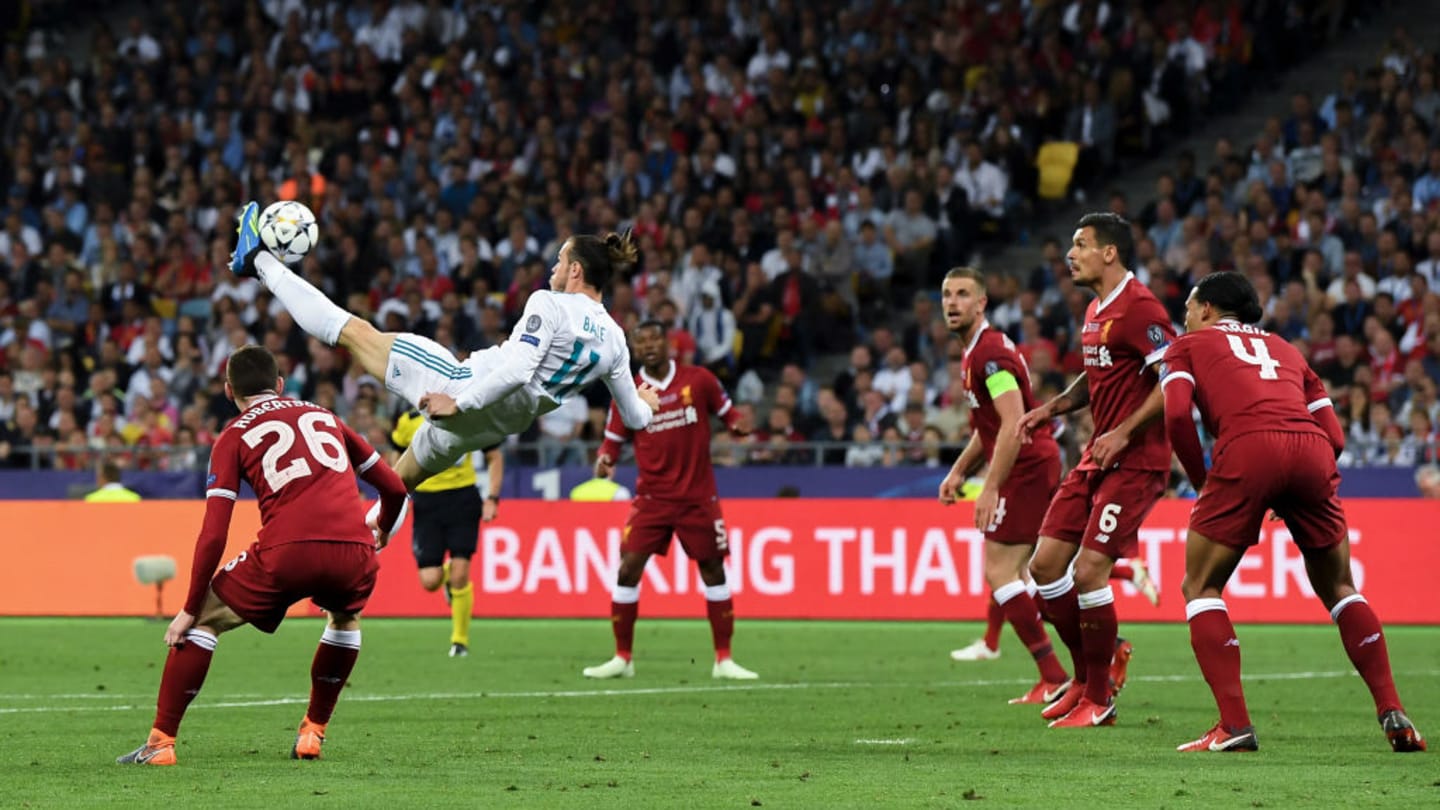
left=258, top=200, right=319, bottom=264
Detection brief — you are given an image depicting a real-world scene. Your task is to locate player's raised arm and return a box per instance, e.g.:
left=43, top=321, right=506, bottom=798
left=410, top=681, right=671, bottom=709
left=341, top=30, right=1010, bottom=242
left=1159, top=346, right=1207, bottom=488
left=183, top=431, right=242, bottom=618
left=604, top=351, right=658, bottom=430
left=442, top=294, right=559, bottom=417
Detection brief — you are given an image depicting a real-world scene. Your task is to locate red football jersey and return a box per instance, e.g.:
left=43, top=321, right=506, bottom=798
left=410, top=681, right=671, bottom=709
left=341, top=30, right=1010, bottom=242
left=1161, top=319, right=1330, bottom=448
left=961, top=322, right=1059, bottom=466
left=206, top=395, right=379, bottom=548
left=600, top=361, right=742, bottom=501
left=1078, top=273, right=1175, bottom=471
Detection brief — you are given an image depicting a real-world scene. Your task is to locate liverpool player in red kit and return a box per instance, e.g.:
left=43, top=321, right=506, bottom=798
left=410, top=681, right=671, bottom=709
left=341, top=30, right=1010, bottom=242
left=1017, top=213, right=1175, bottom=728
left=1161, top=272, right=1425, bottom=753
left=583, top=320, right=756, bottom=680
left=117, top=346, right=409, bottom=766
left=937, top=267, right=1071, bottom=704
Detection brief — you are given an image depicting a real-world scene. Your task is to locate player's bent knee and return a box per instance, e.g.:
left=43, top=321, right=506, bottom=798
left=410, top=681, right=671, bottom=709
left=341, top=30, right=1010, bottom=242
left=338, top=320, right=395, bottom=379
left=195, top=589, right=247, bottom=634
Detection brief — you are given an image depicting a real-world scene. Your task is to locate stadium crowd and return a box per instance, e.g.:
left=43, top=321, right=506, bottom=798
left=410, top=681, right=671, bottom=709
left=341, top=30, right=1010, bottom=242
left=0, top=0, right=1425, bottom=480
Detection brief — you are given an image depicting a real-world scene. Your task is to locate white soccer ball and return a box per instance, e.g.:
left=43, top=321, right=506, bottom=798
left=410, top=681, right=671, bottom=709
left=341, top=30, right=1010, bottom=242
left=258, top=200, right=319, bottom=264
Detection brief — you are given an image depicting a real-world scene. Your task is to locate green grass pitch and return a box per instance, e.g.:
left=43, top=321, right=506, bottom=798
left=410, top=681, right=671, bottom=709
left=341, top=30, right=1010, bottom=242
left=1, top=618, right=1436, bottom=808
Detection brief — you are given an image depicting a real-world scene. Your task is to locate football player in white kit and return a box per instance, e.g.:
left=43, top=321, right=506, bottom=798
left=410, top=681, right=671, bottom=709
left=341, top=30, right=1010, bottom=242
left=230, top=201, right=659, bottom=489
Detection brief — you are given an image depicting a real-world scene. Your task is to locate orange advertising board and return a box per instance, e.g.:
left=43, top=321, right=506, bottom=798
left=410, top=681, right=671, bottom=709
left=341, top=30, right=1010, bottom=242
left=1, top=499, right=1436, bottom=623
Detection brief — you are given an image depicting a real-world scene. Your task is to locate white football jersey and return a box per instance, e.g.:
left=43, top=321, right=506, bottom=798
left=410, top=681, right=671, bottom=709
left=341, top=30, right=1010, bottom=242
left=454, top=290, right=653, bottom=431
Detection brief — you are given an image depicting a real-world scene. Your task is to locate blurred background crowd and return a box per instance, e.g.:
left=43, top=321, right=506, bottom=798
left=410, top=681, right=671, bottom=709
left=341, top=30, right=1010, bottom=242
left=1, top=0, right=1435, bottom=489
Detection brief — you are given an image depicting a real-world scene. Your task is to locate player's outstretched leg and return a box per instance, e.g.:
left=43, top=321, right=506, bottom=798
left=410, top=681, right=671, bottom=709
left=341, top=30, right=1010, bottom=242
left=951, top=596, right=1004, bottom=661
left=233, top=204, right=349, bottom=346
left=698, top=560, right=757, bottom=680
left=295, top=617, right=363, bottom=760
left=584, top=554, right=647, bottom=679
left=233, top=203, right=396, bottom=383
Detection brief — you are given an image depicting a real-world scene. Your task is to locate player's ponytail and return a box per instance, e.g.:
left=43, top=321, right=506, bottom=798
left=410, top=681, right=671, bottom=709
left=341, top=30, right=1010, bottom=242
left=1192, top=271, right=1264, bottom=325
left=569, top=230, right=638, bottom=291
left=604, top=230, right=638, bottom=276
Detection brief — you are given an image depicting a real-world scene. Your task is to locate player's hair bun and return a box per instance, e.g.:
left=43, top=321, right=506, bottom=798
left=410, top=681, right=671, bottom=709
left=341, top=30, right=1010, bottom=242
left=604, top=230, right=638, bottom=274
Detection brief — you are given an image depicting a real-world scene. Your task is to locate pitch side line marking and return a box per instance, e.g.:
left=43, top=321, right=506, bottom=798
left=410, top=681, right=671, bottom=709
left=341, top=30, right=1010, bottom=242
left=2, top=669, right=1435, bottom=715
left=854, top=738, right=915, bottom=745
left=5, top=668, right=1434, bottom=711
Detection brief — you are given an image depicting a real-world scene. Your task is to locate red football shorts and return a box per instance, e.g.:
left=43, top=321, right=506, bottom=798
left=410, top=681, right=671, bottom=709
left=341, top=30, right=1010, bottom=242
left=1189, top=431, right=1347, bottom=550
left=1039, top=466, right=1166, bottom=558
left=623, top=495, right=728, bottom=561
left=211, top=540, right=379, bottom=633
left=986, top=452, right=1062, bottom=545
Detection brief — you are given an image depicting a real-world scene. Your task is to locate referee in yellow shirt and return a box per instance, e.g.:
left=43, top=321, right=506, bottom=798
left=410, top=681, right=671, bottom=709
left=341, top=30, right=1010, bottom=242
left=392, top=410, right=504, bottom=657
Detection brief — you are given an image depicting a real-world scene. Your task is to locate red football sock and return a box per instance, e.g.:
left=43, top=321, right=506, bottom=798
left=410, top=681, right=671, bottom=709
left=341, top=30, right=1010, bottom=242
left=995, top=582, right=1067, bottom=683
left=1034, top=576, right=1085, bottom=683
left=1186, top=599, right=1251, bottom=730
left=1333, top=595, right=1402, bottom=716
left=1110, top=560, right=1134, bottom=581
left=983, top=595, right=1004, bottom=651
left=1078, top=587, right=1119, bottom=705
left=611, top=602, right=639, bottom=662
left=153, top=629, right=217, bottom=737
left=307, top=629, right=361, bottom=726
left=706, top=598, right=735, bottom=661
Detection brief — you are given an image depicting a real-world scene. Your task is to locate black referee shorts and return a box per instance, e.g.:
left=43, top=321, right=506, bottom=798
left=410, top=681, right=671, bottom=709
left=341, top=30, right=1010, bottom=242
left=410, top=486, right=484, bottom=569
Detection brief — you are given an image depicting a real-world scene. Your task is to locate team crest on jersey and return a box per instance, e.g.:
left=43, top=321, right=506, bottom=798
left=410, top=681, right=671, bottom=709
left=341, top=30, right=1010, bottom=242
left=681, top=385, right=693, bottom=406
left=1100, top=320, right=1114, bottom=342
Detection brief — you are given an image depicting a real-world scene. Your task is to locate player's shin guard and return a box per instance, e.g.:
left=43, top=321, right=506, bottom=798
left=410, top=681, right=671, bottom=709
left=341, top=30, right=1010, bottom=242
left=1186, top=598, right=1251, bottom=731
left=307, top=628, right=361, bottom=726
left=153, top=629, right=217, bottom=736
left=449, top=582, right=474, bottom=647
left=1331, top=594, right=1403, bottom=716
left=253, top=251, right=350, bottom=345
left=983, top=595, right=1004, bottom=651
left=1077, top=586, right=1119, bottom=705
left=995, top=580, right=1067, bottom=684
left=1035, top=574, right=1086, bottom=683
left=611, top=585, right=640, bottom=661
left=704, top=582, right=735, bottom=661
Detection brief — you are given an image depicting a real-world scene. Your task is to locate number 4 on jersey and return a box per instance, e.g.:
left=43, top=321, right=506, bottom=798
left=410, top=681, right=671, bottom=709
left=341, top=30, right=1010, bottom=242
left=1226, top=335, right=1279, bottom=380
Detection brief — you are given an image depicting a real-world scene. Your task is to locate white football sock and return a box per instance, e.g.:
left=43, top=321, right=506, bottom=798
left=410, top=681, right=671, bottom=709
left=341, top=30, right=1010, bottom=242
left=255, top=251, right=350, bottom=345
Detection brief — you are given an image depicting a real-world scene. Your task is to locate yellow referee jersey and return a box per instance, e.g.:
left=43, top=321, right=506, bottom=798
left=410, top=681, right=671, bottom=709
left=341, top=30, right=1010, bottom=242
left=391, top=410, right=477, bottom=492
